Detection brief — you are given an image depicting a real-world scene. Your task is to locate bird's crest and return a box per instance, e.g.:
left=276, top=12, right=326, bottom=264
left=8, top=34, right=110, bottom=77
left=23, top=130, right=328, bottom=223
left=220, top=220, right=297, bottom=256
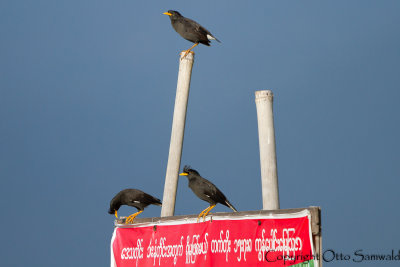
left=183, top=165, right=200, bottom=176
left=183, top=165, right=191, bottom=173
left=169, top=10, right=182, bottom=16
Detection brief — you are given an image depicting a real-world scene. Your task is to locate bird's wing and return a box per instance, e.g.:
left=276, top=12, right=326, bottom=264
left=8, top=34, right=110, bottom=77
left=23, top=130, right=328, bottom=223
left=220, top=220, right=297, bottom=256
left=186, top=18, right=220, bottom=42
left=181, top=17, right=212, bottom=41
left=211, top=186, right=236, bottom=211
left=196, top=178, right=217, bottom=194
left=189, top=177, right=235, bottom=210
left=184, top=18, right=208, bottom=33
left=197, top=178, right=230, bottom=203
left=204, top=179, right=233, bottom=205
left=136, top=191, right=162, bottom=205
left=213, top=186, right=230, bottom=203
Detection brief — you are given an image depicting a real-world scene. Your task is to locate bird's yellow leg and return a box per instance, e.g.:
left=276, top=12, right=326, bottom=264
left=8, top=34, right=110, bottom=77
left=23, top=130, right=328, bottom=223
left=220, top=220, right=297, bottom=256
left=197, top=206, right=212, bottom=222
left=181, top=43, right=198, bottom=59
left=202, top=204, right=216, bottom=221
left=125, top=210, right=143, bottom=224
left=115, top=210, right=118, bottom=219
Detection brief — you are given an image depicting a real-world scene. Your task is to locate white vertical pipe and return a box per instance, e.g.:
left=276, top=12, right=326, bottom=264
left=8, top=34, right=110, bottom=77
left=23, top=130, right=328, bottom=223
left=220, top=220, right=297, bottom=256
left=255, top=90, right=280, bottom=210
left=161, top=52, right=195, bottom=217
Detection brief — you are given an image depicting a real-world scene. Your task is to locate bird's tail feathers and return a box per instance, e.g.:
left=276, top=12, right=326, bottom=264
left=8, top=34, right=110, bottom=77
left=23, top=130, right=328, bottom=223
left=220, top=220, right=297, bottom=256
left=207, top=34, right=221, bottom=43
left=154, top=198, right=162, bottom=206
left=225, top=200, right=238, bottom=212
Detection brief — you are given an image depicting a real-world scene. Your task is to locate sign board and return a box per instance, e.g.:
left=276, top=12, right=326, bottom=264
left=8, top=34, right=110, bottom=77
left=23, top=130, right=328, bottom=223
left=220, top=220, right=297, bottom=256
left=111, top=209, right=320, bottom=267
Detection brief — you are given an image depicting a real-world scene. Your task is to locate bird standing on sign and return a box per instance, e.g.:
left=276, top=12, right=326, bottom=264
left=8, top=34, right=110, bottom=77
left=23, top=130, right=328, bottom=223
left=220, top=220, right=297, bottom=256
left=179, top=165, right=237, bottom=222
left=163, top=10, right=221, bottom=59
left=108, top=189, right=162, bottom=224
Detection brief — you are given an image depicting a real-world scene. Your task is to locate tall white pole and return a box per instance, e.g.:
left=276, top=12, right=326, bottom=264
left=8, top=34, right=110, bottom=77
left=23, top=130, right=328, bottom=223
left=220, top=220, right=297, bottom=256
left=161, top=52, right=195, bottom=217
left=255, top=90, right=280, bottom=210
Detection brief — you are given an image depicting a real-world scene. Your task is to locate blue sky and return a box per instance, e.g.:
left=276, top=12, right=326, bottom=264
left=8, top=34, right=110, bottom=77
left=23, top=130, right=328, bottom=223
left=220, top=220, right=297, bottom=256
left=1, top=1, right=399, bottom=266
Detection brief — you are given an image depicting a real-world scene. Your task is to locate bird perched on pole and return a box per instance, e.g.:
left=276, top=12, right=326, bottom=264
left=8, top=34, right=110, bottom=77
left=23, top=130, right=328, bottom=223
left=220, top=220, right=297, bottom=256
left=108, top=189, right=162, bottom=224
left=163, top=10, right=221, bottom=59
left=179, top=165, right=237, bottom=222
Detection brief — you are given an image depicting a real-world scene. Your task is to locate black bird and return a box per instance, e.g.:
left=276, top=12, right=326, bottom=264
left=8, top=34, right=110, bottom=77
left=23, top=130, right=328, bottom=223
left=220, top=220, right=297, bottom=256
left=163, top=10, right=221, bottom=58
left=108, top=189, right=162, bottom=224
left=179, top=165, right=237, bottom=222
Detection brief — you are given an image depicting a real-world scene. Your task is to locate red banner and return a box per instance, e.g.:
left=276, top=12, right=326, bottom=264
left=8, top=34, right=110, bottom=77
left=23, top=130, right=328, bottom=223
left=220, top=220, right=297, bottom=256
left=111, top=210, right=316, bottom=266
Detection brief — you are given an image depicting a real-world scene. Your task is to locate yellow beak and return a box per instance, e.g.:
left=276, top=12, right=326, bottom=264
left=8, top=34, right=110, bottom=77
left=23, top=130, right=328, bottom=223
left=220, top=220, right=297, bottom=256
left=163, top=12, right=172, bottom=16
left=179, top=172, right=188, bottom=176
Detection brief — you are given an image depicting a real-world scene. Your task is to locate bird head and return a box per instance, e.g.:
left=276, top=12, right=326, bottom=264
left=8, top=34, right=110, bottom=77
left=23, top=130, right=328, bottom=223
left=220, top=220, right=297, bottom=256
left=108, top=207, right=115, bottom=214
left=163, top=10, right=182, bottom=19
left=108, top=198, right=121, bottom=217
left=179, top=165, right=200, bottom=177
